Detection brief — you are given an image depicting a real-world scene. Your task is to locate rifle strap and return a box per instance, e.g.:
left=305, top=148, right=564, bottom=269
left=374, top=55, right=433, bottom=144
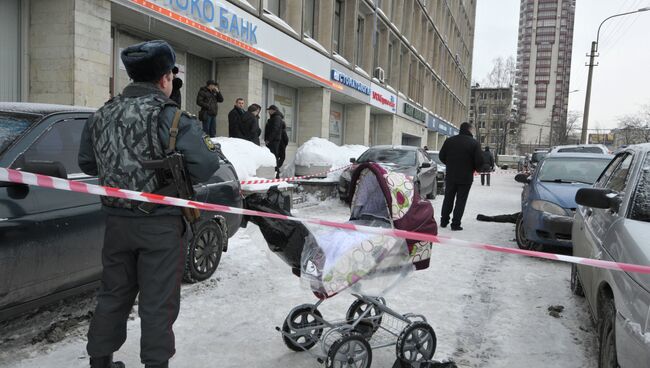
left=169, top=109, right=182, bottom=151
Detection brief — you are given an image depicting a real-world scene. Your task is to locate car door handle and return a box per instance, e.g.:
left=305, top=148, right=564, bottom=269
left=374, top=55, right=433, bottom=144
left=585, top=208, right=592, bottom=217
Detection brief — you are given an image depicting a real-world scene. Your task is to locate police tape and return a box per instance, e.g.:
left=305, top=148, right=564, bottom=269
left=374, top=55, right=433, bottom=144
left=475, top=169, right=521, bottom=176
left=239, top=164, right=352, bottom=185
left=2, top=167, right=649, bottom=275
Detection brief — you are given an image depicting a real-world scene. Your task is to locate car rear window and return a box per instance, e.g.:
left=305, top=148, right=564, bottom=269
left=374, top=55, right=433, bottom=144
left=630, top=154, right=650, bottom=222
left=557, top=147, right=604, bottom=154
left=538, top=158, right=611, bottom=184
left=358, top=149, right=416, bottom=166
left=531, top=152, right=547, bottom=162
left=0, top=112, right=41, bottom=155
left=427, top=152, right=443, bottom=165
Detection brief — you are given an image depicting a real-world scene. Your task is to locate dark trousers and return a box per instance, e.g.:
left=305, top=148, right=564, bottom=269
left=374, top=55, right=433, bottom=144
left=202, top=115, right=217, bottom=137
left=441, top=181, right=472, bottom=227
left=480, top=173, right=491, bottom=186
left=87, top=215, right=186, bottom=367
left=267, top=140, right=281, bottom=171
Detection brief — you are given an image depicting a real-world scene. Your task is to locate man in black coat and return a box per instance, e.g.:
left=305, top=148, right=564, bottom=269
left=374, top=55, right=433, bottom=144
left=241, top=103, right=262, bottom=145
left=228, top=97, right=246, bottom=139
left=264, top=105, right=286, bottom=177
left=169, top=66, right=182, bottom=108
left=480, top=146, right=495, bottom=186
left=196, top=80, right=224, bottom=137
left=438, top=122, right=483, bottom=231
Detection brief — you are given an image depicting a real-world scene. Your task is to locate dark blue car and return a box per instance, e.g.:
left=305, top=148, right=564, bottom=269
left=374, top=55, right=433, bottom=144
left=515, top=152, right=613, bottom=250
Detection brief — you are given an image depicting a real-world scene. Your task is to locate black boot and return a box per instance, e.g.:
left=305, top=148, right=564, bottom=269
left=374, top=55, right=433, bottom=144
left=90, top=355, right=125, bottom=368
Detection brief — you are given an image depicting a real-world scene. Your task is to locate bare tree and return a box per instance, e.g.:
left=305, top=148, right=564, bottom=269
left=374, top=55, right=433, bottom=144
left=553, top=110, right=581, bottom=145
left=483, top=56, right=516, bottom=88
left=617, top=113, right=650, bottom=144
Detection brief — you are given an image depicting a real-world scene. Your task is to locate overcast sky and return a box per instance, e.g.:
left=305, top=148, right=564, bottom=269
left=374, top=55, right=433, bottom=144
left=472, top=0, right=650, bottom=130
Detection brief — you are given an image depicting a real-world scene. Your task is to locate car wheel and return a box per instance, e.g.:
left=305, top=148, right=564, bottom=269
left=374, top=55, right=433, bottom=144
left=184, top=220, right=226, bottom=283
left=437, top=180, right=445, bottom=195
left=598, top=296, right=618, bottom=368
left=571, top=264, right=585, bottom=297
left=515, top=214, right=543, bottom=251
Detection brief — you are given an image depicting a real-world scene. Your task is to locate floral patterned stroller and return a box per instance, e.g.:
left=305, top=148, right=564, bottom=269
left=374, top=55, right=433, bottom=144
left=276, top=163, right=439, bottom=368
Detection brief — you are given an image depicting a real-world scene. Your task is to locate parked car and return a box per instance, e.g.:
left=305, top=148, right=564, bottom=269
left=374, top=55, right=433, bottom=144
left=514, top=152, right=613, bottom=250
left=571, top=143, right=650, bottom=368
left=550, top=144, right=610, bottom=154
left=338, top=145, right=437, bottom=201
left=427, top=150, right=446, bottom=194
left=529, top=149, right=549, bottom=172
left=0, top=103, right=242, bottom=321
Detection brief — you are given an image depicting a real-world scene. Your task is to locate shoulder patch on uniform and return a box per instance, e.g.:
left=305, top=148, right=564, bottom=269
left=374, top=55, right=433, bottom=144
left=182, top=111, right=197, bottom=119
left=203, top=135, right=217, bottom=152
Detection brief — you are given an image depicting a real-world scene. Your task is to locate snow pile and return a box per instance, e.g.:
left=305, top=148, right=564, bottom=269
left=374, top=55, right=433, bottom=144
left=293, top=138, right=368, bottom=181
left=212, top=137, right=276, bottom=180
left=294, top=137, right=367, bottom=168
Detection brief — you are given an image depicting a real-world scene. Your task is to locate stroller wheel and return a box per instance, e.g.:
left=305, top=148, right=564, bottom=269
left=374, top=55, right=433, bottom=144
left=281, top=304, right=324, bottom=352
left=326, top=333, right=372, bottom=368
left=396, top=321, right=437, bottom=363
left=346, top=298, right=385, bottom=337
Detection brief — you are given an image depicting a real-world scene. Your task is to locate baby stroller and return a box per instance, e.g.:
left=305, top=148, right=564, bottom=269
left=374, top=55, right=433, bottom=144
left=245, top=163, right=438, bottom=367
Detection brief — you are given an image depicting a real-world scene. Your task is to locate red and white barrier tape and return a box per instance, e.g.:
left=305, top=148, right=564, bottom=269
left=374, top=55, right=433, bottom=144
left=239, top=164, right=352, bottom=185
left=2, top=167, right=649, bottom=275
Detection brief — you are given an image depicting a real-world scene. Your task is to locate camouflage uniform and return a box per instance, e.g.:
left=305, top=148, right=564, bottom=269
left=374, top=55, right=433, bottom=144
left=78, top=82, right=220, bottom=368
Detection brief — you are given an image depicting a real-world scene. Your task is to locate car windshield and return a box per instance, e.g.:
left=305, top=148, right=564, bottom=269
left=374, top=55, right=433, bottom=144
left=531, top=152, right=547, bottom=162
left=0, top=113, right=40, bottom=155
left=557, top=146, right=604, bottom=154
left=538, top=158, right=611, bottom=184
left=357, top=149, right=417, bottom=166
left=427, top=152, right=443, bottom=165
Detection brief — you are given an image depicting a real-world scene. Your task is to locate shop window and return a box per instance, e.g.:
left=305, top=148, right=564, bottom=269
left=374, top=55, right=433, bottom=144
left=333, top=0, right=345, bottom=54
left=329, top=103, right=344, bottom=145
left=265, top=0, right=284, bottom=18
left=303, top=0, right=317, bottom=38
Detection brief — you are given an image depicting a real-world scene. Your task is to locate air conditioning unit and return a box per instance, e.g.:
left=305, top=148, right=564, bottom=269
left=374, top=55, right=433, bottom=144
left=373, top=67, right=385, bottom=83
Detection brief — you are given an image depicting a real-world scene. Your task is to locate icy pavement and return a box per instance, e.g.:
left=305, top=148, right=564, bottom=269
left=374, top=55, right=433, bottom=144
left=0, top=173, right=598, bottom=368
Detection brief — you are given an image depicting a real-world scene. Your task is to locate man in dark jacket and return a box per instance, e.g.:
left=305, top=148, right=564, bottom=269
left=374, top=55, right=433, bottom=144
left=438, top=122, right=483, bottom=231
left=169, top=66, right=182, bottom=107
left=264, top=105, right=286, bottom=177
left=242, top=103, right=262, bottom=145
left=227, top=98, right=246, bottom=139
left=196, top=80, right=224, bottom=137
left=78, top=40, right=221, bottom=368
left=480, top=146, right=495, bottom=186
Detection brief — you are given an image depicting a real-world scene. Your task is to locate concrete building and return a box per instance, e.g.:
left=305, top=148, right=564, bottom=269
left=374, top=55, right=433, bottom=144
left=1, top=0, right=475, bottom=160
left=469, top=85, right=516, bottom=155
left=514, top=0, right=575, bottom=153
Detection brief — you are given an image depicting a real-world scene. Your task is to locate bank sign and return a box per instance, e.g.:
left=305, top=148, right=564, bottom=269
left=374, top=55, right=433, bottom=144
left=155, top=0, right=258, bottom=45
left=370, top=83, right=397, bottom=113
left=331, top=69, right=371, bottom=95
left=403, top=102, right=426, bottom=123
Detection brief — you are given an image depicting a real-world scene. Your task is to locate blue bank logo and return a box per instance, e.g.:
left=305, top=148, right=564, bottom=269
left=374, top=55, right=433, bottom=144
left=331, top=69, right=371, bottom=95
left=158, top=0, right=258, bottom=45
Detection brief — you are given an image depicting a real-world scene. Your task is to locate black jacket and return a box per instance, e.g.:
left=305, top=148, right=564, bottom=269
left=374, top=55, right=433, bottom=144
left=170, top=77, right=182, bottom=107
left=241, top=111, right=261, bottom=145
left=228, top=107, right=245, bottom=139
left=481, top=150, right=495, bottom=172
left=264, top=111, right=285, bottom=143
left=438, top=128, right=484, bottom=184
left=196, top=86, right=224, bottom=117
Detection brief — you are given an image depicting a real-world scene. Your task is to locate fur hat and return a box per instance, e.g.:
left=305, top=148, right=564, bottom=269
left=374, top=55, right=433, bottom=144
left=121, top=40, right=176, bottom=82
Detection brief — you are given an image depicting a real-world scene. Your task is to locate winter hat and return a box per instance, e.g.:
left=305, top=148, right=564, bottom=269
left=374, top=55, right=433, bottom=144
left=121, top=40, right=176, bottom=82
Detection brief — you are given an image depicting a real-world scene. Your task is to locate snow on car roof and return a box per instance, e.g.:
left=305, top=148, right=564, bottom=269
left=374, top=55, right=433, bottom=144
left=545, top=152, right=614, bottom=159
left=0, top=102, right=95, bottom=116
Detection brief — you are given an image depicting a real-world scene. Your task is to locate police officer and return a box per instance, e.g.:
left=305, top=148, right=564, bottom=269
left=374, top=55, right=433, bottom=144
left=78, top=40, right=221, bottom=368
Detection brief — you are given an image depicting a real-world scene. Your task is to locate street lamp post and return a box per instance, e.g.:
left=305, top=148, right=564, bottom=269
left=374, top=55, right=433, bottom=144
left=581, top=7, right=650, bottom=144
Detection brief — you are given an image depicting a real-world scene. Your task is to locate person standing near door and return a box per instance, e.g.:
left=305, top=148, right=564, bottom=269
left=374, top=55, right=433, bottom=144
left=196, top=80, right=223, bottom=137
left=227, top=98, right=246, bottom=139
left=264, top=105, right=286, bottom=177
left=438, top=122, right=483, bottom=231
left=480, top=146, right=495, bottom=186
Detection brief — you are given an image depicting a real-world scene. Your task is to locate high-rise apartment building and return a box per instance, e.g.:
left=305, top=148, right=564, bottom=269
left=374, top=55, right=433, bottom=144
left=514, top=0, right=575, bottom=153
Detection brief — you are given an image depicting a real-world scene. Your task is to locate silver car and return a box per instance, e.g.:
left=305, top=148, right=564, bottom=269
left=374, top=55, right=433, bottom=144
left=571, top=143, right=650, bottom=368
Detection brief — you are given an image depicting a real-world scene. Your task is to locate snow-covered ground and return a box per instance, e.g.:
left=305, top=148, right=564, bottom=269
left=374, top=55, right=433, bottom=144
left=0, top=173, right=598, bottom=368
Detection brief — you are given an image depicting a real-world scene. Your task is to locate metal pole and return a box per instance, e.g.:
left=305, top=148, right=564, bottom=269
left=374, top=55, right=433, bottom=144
left=581, top=41, right=597, bottom=144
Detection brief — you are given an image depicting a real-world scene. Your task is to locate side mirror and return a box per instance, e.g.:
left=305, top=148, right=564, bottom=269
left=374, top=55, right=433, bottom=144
left=420, top=162, right=431, bottom=169
left=576, top=188, right=621, bottom=211
left=349, top=158, right=356, bottom=164
left=22, top=160, right=68, bottom=179
left=514, top=173, right=530, bottom=184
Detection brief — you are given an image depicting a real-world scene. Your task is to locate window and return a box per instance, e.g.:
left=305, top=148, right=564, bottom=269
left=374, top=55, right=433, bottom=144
left=356, top=16, right=365, bottom=66
left=604, top=154, right=633, bottom=192
left=333, top=0, right=344, bottom=53
left=479, top=106, right=487, bottom=114
left=303, top=0, right=317, bottom=38
left=630, top=154, right=650, bottom=222
left=266, top=0, right=284, bottom=17
left=22, top=119, right=86, bottom=177
left=387, top=41, right=394, bottom=82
